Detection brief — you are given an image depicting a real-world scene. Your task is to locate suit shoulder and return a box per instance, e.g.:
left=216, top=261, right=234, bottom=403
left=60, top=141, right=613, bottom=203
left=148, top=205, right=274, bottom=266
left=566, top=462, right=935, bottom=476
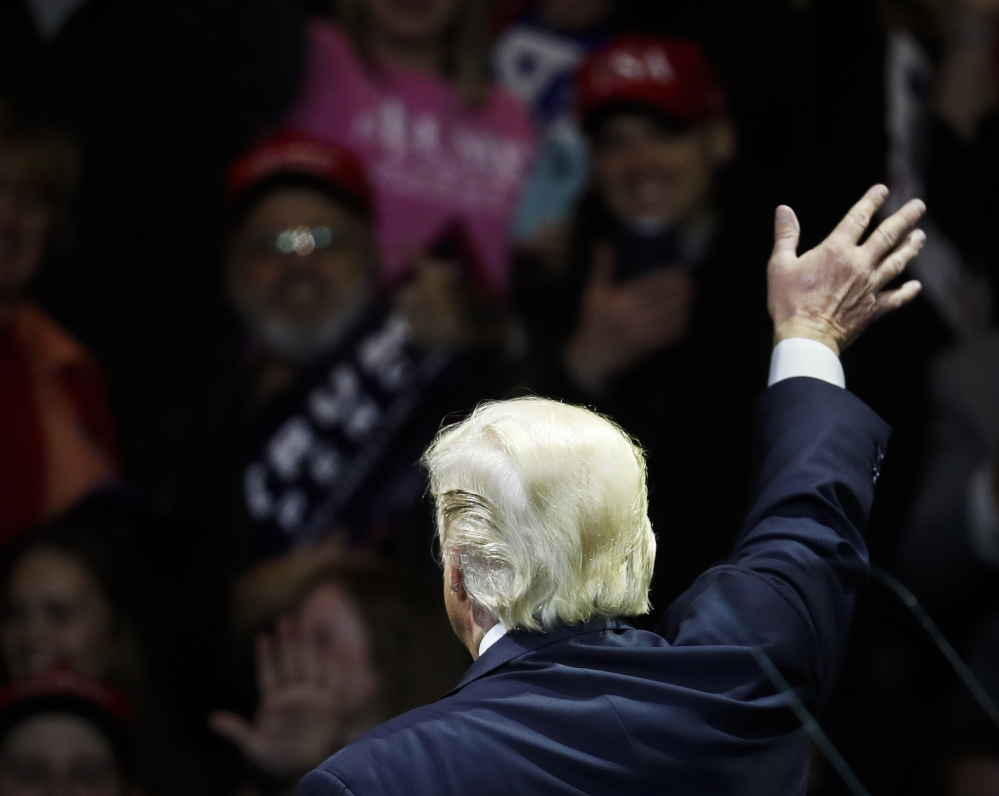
left=298, top=766, right=356, bottom=796
left=315, top=701, right=460, bottom=792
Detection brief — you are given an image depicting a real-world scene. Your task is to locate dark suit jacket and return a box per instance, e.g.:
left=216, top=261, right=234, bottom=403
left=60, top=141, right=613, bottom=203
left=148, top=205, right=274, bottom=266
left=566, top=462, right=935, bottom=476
left=298, top=377, right=890, bottom=796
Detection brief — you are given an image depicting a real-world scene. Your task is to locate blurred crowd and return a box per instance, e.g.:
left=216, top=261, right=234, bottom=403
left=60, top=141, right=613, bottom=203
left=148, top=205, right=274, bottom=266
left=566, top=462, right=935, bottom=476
left=0, top=0, right=998, bottom=793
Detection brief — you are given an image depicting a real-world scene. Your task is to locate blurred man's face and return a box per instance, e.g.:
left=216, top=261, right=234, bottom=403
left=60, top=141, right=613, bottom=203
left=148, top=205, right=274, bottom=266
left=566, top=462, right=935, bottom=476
left=0, top=714, right=124, bottom=796
left=591, top=113, right=734, bottom=228
left=227, top=188, right=376, bottom=363
left=367, top=0, right=459, bottom=46
left=1, top=549, right=115, bottom=681
left=0, top=158, right=55, bottom=306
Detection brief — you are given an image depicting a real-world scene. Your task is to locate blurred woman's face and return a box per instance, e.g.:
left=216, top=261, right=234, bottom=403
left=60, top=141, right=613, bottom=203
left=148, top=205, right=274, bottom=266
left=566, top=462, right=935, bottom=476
left=0, top=158, right=55, bottom=306
left=0, top=713, right=124, bottom=796
left=1, top=549, right=115, bottom=680
left=366, top=0, right=459, bottom=47
left=298, top=583, right=378, bottom=717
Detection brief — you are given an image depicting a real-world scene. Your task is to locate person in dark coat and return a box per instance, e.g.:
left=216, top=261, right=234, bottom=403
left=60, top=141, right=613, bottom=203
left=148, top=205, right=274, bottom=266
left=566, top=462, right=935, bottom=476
left=0, top=0, right=305, bottom=495
left=295, top=182, right=927, bottom=795
left=516, top=35, right=773, bottom=610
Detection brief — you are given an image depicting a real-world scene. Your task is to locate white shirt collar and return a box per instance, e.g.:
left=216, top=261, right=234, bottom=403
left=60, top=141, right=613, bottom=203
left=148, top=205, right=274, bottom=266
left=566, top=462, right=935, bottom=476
left=477, top=623, right=508, bottom=657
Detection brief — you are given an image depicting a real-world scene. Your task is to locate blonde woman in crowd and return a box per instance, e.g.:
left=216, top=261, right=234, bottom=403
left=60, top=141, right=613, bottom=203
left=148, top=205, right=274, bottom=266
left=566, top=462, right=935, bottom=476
left=285, top=0, right=536, bottom=299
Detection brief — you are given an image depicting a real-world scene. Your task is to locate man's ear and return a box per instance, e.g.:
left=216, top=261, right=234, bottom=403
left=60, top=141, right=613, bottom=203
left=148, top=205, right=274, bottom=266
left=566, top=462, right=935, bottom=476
left=448, top=557, right=467, bottom=600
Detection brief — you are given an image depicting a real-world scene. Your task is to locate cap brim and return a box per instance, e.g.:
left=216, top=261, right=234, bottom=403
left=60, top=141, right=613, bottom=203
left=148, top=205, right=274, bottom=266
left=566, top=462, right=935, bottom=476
left=582, top=101, right=699, bottom=138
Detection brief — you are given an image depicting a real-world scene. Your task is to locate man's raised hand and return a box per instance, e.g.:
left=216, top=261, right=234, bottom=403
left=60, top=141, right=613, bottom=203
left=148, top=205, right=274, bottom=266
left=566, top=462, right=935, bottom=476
left=767, top=185, right=926, bottom=355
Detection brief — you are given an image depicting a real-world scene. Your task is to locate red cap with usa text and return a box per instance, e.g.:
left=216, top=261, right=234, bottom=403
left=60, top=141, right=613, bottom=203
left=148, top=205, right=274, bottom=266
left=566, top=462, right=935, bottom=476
left=225, top=131, right=373, bottom=218
left=576, top=35, right=726, bottom=129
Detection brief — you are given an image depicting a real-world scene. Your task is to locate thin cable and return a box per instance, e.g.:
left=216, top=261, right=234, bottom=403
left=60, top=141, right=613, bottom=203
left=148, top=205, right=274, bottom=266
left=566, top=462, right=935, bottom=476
left=746, top=644, right=872, bottom=796
left=710, top=556, right=999, bottom=795
left=716, top=600, right=873, bottom=796
left=869, top=564, right=999, bottom=733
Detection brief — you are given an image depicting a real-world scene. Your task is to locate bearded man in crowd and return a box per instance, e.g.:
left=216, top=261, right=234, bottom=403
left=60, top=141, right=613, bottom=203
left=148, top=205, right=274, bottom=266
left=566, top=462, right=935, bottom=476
left=183, top=132, right=499, bottom=568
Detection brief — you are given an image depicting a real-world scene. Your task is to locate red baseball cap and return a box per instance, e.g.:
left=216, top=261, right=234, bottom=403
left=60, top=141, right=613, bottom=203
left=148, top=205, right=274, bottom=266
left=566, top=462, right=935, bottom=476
left=225, top=131, right=373, bottom=218
left=0, top=668, right=131, bottom=724
left=0, top=669, right=134, bottom=770
left=576, top=36, right=726, bottom=130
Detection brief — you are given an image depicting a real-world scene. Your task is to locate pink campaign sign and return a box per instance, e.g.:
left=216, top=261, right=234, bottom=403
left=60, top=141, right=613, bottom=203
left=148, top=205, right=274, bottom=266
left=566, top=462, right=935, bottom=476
left=285, top=21, right=537, bottom=297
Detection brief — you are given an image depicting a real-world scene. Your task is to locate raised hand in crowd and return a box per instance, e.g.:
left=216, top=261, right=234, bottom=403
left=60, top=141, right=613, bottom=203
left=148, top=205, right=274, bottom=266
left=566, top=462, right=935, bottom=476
left=564, top=242, right=694, bottom=387
left=209, top=614, right=378, bottom=785
left=394, top=253, right=476, bottom=350
left=768, top=184, right=926, bottom=350
left=394, top=251, right=504, bottom=350
left=515, top=222, right=572, bottom=279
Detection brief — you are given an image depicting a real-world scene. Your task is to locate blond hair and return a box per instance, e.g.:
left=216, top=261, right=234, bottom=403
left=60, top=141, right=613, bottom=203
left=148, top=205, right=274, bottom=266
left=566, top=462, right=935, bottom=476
left=333, top=0, right=490, bottom=106
left=423, top=397, right=656, bottom=632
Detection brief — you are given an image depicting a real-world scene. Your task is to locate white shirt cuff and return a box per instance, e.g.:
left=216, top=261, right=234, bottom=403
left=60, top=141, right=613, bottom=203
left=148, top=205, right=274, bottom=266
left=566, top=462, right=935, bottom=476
left=768, top=337, right=845, bottom=389
left=478, top=623, right=508, bottom=657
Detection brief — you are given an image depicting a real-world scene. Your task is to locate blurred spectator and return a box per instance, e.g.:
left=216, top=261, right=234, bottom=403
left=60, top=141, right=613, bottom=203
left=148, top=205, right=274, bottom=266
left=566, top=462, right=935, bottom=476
left=898, top=335, right=999, bottom=609
left=284, top=0, right=535, bottom=297
left=0, top=0, right=305, bottom=499
left=845, top=0, right=999, bottom=554
left=210, top=544, right=465, bottom=793
left=816, top=327, right=999, bottom=796
left=180, top=133, right=499, bottom=566
left=0, top=100, right=117, bottom=545
left=795, top=5, right=999, bottom=791
left=0, top=500, right=221, bottom=795
left=944, top=609, right=999, bottom=796
left=922, top=0, right=999, bottom=308
left=882, top=0, right=994, bottom=339
left=0, top=670, right=138, bottom=796
left=518, top=36, right=772, bottom=609
left=606, top=0, right=887, bottom=235
left=493, top=0, right=614, bottom=255
left=0, top=520, right=139, bottom=688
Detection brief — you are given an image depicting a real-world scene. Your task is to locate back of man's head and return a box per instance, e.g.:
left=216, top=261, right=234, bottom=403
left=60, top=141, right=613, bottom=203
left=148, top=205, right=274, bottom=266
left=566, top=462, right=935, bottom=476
left=423, top=397, right=656, bottom=632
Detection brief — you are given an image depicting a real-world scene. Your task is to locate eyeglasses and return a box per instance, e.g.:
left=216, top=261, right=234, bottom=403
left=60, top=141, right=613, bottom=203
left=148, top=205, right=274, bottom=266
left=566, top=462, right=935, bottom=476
left=259, top=226, right=341, bottom=256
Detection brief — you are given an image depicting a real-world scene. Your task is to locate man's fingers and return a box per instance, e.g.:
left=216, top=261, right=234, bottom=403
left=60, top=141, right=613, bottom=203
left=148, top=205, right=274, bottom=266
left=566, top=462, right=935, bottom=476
left=301, top=633, right=321, bottom=686
left=871, top=229, right=926, bottom=290
left=771, top=205, right=801, bottom=258
left=626, top=266, right=691, bottom=291
left=277, top=617, right=301, bottom=684
left=619, top=283, right=691, bottom=324
left=208, top=711, right=254, bottom=750
left=832, top=184, right=889, bottom=243
left=409, top=250, right=459, bottom=280
left=587, top=242, right=616, bottom=293
left=320, top=655, right=349, bottom=696
left=256, top=633, right=279, bottom=692
left=618, top=270, right=692, bottom=311
left=863, top=198, right=926, bottom=260
left=874, top=279, right=923, bottom=319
